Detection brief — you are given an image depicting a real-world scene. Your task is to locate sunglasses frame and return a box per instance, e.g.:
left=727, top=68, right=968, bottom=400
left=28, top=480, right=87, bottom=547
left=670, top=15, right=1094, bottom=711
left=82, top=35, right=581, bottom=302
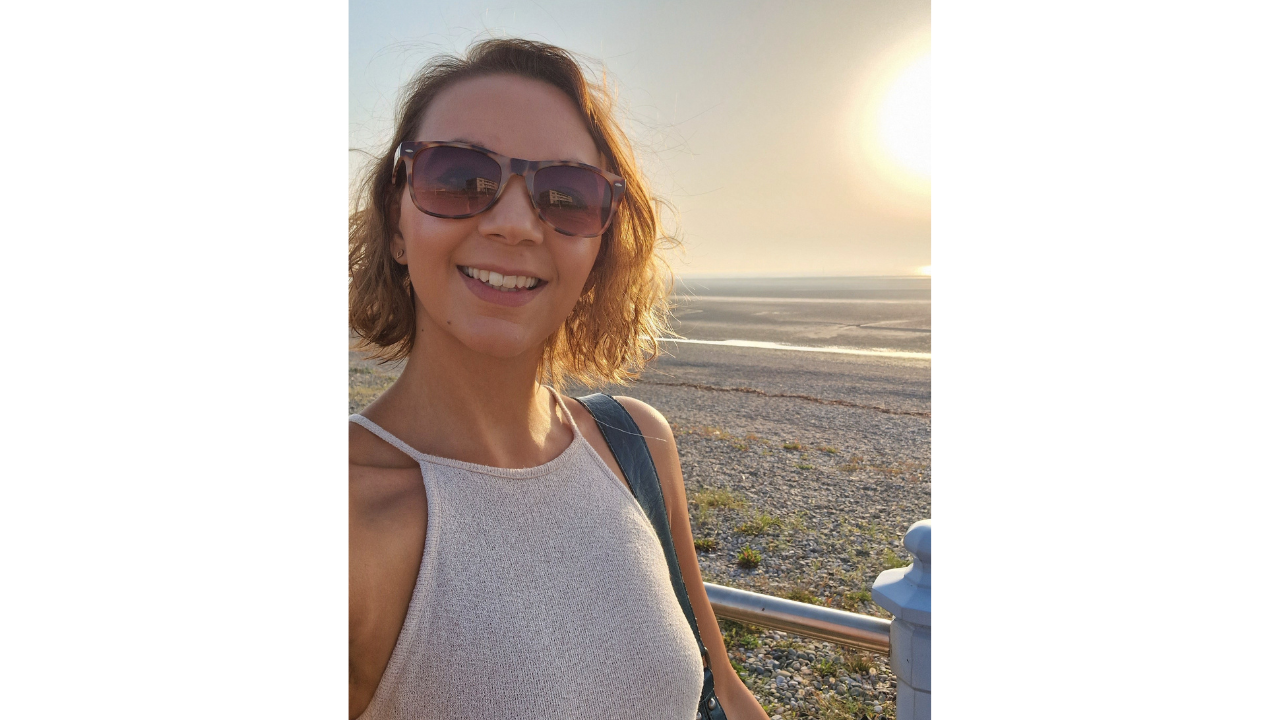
left=393, top=141, right=627, bottom=238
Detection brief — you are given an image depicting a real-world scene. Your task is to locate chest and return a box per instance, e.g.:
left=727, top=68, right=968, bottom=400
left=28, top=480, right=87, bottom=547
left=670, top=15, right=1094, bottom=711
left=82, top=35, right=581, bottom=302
left=365, top=458, right=704, bottom=719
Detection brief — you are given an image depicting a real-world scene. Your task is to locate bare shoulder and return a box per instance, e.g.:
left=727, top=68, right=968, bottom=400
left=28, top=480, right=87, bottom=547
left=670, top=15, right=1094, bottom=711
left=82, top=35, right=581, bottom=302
left=349, top=420, right=419, bottom=470
left=611, top=396, right=675, bottom=440
left=611, top=396, right=683, bottom=496
left=349, top=421, right=423, bottom=518
left=348, top=422, right=429, bottom=720
left=562, top=394, right=681, bottom=496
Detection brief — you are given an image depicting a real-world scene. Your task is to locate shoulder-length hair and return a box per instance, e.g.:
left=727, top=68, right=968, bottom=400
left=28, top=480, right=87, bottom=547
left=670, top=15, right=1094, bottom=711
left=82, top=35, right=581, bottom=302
left=349, top=37, right=678, bottom=388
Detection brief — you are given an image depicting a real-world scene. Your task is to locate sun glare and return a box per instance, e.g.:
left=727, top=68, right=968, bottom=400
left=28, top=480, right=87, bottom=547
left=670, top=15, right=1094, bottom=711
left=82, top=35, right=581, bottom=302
left=877, top=54, right=930, bottom=180
left=847, top=31, right=931, bottom=206
left=918, top=265, right=932, bottom=276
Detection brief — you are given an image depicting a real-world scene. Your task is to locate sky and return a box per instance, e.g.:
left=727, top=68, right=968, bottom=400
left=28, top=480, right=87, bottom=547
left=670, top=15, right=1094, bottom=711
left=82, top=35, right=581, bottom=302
left=350, top=0, right=931, bottom=277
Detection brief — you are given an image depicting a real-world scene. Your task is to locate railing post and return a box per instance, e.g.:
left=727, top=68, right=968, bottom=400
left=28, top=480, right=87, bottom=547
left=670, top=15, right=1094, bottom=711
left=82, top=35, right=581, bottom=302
left=872, top=519, right=931, bottom=720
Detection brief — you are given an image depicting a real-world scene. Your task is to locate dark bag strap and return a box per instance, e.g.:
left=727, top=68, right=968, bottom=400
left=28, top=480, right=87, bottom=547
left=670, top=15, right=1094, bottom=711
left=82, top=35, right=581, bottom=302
left=575, top=393, right=727, bottom=720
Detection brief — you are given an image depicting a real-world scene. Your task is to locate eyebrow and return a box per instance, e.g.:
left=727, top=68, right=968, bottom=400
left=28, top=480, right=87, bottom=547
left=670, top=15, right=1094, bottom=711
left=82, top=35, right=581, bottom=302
left=445, top=137, right=489, bottom=149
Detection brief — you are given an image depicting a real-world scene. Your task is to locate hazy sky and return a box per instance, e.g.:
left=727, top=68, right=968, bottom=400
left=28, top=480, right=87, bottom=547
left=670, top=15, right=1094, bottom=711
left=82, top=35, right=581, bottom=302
left=350, top=0, right=931, bottom=277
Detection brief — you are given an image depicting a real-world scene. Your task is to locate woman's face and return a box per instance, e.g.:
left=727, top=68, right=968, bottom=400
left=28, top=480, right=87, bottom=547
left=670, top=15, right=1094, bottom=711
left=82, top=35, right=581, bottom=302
left=392, top=74, right=605, bottom=361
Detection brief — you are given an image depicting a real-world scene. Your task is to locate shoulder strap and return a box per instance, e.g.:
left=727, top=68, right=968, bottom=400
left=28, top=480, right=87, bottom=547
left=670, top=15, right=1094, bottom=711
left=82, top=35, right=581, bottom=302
left=575, top=393, right=726, bottom=720
left=349, top=414, right=427, bottom=462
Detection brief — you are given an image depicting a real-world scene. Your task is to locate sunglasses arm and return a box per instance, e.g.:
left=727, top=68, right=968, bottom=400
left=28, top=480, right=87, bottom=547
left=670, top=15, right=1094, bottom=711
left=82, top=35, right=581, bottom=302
left=391, top=145, right=409, bottom=182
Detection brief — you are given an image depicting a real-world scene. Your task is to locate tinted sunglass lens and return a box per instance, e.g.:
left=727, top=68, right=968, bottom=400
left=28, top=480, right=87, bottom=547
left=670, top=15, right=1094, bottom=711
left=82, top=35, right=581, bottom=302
left=533, top=166, right=614, bottom=236
left=412, top=146, right=501, bottom=216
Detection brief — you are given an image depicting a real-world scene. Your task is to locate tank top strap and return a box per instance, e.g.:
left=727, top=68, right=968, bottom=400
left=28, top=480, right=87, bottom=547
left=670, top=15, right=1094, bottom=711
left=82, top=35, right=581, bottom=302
left=547, top=386, right=585, bottom=441
left=349, top=414, right=429, bottom=462
left=352, top=388, right=579, bottom=464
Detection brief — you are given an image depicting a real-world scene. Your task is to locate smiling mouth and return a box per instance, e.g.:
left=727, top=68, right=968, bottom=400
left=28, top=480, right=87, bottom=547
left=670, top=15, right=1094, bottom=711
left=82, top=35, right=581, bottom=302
left=458, top=265, right=545, bottom=292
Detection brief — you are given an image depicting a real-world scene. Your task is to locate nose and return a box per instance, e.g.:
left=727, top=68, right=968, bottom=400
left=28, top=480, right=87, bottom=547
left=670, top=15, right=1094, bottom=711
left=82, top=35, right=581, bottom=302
left=476, top=174, right=544, bottom=246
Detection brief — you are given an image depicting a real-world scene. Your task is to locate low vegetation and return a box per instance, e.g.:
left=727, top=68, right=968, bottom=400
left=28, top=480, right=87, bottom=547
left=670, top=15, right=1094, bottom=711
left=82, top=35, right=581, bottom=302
left=841, top=589, right=872, bottom=611
left=785, top=510, right=812, bottom=532
left=690, top=487, right=746, bottom=510
left=719, top=619, right=762, bottom=650
left=842, top=649, right=874, bottom=674
left=735, top=513, right=783, bottom=536
left=784, top=587, right=820, bottom=605
left=812, top=656, right=842, bottom=678
left=879, top=548, right=910, bottom=570
left=813, top=692, right=884, bottom=720
left=737, top=546, right=762, bottom=569
left=691, top=504, right=713, bottom=530
left=838, top=454, right=929, bottom=483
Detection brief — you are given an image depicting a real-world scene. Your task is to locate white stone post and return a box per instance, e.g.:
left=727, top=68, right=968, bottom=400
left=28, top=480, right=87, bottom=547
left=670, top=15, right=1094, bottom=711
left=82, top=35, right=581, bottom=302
left=872, top=519, right=931, bottom=720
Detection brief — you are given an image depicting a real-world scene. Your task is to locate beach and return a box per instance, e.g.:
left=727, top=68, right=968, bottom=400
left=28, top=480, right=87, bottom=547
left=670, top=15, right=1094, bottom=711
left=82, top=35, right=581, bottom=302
left=349, top=276, right=931, bottom=720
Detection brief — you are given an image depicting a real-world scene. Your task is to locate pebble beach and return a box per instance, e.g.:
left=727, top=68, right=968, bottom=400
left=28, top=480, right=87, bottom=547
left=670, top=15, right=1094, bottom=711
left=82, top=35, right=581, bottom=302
left=349, top=276, right=931, bottom=720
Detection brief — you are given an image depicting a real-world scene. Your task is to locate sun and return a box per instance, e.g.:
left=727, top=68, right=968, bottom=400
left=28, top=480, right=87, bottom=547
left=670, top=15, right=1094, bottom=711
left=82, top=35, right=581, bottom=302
left=917, top=265, right=932, bottom=276
left=847, top=31, right=931, bottom=205
left=877, top=54, right=930, bottom=180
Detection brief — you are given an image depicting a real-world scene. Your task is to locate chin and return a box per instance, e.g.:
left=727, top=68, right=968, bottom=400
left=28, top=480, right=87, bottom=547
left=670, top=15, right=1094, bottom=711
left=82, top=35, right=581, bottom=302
left=454, top=320, right=547, bottom=360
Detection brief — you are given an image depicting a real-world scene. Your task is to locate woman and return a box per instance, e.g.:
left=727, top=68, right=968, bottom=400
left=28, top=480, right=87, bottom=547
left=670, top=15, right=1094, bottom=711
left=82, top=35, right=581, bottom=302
left=349, top=38, right=769, bottom=720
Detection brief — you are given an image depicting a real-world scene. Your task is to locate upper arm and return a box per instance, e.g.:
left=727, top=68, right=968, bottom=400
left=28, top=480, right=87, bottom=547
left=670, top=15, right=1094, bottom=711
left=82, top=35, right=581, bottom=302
left=613, top=397, right=759, bottom=712
left=348, top=425, right=429, bottom=719
left=612, top=397, right=685, bottom=531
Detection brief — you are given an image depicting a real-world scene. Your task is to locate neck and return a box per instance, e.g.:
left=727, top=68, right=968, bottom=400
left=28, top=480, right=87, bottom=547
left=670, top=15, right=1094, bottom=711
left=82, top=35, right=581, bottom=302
left=366, top=312, right=571, bottom=469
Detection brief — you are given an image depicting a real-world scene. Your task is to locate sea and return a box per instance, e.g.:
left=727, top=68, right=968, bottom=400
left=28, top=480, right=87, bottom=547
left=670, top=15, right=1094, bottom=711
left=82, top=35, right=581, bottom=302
left=587, top=274, right=932, bottom=463
left=668, top=276, right=931, bottom=360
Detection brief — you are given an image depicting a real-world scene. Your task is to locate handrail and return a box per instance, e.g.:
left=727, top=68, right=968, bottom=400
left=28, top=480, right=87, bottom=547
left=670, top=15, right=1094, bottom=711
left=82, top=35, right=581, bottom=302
left=704, top=582, right=891, bottom=654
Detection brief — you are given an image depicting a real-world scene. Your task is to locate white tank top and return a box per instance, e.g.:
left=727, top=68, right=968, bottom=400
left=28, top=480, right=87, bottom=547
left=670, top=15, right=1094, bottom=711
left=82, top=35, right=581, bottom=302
left=349, top=392, right=705, bottom=720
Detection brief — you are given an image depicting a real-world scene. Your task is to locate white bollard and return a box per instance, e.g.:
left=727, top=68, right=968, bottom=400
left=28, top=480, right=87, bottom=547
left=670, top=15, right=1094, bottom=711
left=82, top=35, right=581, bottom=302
left=872, top=519, right=931, bottom=720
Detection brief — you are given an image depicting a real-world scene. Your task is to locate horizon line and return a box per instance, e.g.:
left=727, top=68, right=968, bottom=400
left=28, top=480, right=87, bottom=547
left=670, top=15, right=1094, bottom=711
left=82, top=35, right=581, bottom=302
left=674, top=273, right=931, bottom=280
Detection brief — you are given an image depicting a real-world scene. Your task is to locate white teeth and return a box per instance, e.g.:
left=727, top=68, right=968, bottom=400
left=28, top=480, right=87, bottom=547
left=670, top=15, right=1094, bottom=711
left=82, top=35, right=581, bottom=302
left=463, top=266, right=540, bottom=291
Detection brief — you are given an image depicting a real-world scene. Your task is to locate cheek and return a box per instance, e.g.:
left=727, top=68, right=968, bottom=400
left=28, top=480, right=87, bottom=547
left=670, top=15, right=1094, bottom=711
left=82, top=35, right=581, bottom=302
left=563, top=238, right=603, bottom=284
left=405, top=215, right=468, bottom=266
left=544, top=240, right=601, bottom=323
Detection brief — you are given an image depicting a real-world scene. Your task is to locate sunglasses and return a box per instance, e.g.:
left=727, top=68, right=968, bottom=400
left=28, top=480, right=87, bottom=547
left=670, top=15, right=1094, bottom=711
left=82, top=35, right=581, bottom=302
left=393, top=141, right=626, bottom=238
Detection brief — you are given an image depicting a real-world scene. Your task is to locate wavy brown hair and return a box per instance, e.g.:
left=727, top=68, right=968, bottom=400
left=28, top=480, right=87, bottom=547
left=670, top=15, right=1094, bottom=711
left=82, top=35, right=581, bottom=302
left=349, top=37, right=678, bottom=388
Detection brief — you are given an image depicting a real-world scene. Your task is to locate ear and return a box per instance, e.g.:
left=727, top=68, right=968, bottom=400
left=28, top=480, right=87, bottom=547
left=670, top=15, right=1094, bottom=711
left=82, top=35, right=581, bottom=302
left=389, top=186, right=408, bottom=265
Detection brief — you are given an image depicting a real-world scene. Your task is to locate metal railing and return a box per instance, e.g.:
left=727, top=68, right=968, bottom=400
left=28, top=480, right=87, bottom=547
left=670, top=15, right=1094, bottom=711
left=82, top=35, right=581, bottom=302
left=704, top=583, right=891, bottom=653
left=704, top=519, right=932, bottom=719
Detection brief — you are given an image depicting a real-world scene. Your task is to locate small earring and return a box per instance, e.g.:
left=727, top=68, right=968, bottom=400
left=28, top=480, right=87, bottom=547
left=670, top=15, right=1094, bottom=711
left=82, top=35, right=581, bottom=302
left=395, top=249, right=404, bottom=259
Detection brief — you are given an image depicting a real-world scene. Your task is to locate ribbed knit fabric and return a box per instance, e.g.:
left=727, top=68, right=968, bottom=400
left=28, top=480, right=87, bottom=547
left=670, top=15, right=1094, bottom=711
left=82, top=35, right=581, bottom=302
left=349, top=391, right=705, bottom=720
